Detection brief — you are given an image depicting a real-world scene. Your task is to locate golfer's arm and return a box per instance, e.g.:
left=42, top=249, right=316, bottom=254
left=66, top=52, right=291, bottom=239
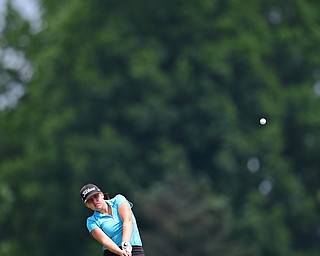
left=91, top=228, right=123, bottom=255
left=119, top=201, right=133, bottom=243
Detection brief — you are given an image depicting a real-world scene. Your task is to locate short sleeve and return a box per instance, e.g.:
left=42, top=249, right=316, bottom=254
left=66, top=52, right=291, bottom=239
left=86, top=216, right=99, bottom=233
left=115, top=194, right=133, bottom=208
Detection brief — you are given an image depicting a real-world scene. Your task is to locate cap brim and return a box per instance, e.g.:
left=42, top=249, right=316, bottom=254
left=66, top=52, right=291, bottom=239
left=84, top=192, right=101, bottom=203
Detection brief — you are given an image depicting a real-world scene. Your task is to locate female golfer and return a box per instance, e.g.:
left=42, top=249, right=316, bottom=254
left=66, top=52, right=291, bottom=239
left=80, top=183, right=145, bottom=256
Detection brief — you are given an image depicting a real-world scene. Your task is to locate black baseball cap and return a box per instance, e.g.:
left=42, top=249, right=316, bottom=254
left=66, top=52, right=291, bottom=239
left=80, top=183, right=102, bottom=203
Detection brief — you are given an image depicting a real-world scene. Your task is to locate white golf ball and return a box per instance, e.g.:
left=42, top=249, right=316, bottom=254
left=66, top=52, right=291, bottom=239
left=260, top=118, right=267, bottom=125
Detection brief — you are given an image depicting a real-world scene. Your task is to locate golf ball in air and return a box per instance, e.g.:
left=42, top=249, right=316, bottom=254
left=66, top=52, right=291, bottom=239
left=260, top=118, right=267, bottom=125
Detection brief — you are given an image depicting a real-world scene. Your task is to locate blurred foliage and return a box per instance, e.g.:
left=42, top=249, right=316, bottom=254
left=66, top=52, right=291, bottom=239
left=1, top=0, right=320, bottom=256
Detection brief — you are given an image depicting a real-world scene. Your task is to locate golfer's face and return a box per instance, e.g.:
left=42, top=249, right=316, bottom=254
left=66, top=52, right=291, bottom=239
left=86, top=193, right=102, bottom=207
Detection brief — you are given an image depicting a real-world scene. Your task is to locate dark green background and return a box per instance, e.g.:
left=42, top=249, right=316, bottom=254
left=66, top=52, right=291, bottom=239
left=1, top=1, right=320, bottom=255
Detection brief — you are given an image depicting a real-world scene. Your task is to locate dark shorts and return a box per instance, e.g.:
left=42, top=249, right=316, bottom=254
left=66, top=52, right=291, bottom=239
left=103, top=246, right=145, bottom=256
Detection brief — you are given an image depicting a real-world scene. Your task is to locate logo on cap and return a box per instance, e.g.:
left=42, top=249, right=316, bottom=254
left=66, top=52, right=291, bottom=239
left=80, top=184, right=101, bottom=202
left=82, top=187, right=96, bottom=196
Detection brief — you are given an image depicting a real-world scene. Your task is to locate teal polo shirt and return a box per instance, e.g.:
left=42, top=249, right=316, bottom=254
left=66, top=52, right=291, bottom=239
left=86, top=194, right=142, bottom=250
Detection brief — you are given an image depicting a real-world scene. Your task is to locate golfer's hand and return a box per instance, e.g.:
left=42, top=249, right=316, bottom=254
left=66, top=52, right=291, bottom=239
left=124, top=249, right=132, bottom=256
left=121, top=242, right=132, bottom=256
left=119, top=249, right=130, bottom=256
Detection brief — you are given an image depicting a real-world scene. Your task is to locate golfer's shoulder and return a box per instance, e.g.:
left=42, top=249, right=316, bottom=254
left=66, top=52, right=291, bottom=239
left=112, top=194, right=129, bottom=205
left=112, top=193, right=125, bottom=201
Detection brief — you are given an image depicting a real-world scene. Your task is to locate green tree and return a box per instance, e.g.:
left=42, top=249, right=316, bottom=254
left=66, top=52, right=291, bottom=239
left=1, top=0, right=320, bottom=256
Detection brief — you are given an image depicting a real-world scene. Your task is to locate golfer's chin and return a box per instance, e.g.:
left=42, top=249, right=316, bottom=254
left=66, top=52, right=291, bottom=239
left=93, top=203, right=102, bottom=209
